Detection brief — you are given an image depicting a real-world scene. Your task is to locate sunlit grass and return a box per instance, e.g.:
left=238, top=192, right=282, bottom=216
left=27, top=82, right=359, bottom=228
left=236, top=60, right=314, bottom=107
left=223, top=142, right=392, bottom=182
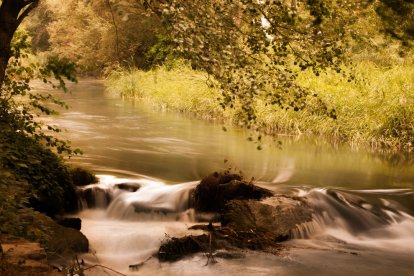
left=106, top=61, right=230, bottom=121
left=295, top=62, right=414, bottom=150
left=106, top=61, right=414, bottom=152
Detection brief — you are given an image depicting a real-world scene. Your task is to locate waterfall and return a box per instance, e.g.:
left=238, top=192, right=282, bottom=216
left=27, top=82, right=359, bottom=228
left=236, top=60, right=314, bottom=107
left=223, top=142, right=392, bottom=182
left=291, top=188, right=414, bottom=251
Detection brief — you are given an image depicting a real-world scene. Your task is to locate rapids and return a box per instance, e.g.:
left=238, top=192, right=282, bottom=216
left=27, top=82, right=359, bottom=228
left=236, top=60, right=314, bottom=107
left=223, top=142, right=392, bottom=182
left=76, top=175, right=414, bottom=275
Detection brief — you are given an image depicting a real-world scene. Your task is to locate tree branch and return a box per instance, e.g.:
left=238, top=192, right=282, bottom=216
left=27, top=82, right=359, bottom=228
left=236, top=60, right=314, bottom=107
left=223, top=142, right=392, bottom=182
left=17, top=1, right=39, bottom=25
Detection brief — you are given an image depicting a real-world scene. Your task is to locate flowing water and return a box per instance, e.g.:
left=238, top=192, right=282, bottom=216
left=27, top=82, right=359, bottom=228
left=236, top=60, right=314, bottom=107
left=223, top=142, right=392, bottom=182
left=39, top=81, right=414, bottom=275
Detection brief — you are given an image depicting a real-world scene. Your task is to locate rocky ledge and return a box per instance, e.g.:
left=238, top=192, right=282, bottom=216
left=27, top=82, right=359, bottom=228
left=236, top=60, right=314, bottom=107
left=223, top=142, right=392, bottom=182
left=0, top=213, right=88, bottom=275
left=157, top=172, right=312, bottom=262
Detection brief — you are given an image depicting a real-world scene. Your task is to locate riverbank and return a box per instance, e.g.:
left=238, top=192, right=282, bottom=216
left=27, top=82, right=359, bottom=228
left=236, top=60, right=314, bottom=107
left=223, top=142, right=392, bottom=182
left=106, top=61, right=414, bottom=152
left=0, top=126, right=96, bottom=274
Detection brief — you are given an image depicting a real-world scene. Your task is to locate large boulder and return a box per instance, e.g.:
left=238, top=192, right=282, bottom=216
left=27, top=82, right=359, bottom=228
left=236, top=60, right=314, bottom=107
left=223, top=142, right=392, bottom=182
left=193, top=172, right=273, bottom=212
left=157, top=172, right=314, bottom=263
left=30, top=213, right=89, bottom=257
left=221, top=197, right=313, bottom=241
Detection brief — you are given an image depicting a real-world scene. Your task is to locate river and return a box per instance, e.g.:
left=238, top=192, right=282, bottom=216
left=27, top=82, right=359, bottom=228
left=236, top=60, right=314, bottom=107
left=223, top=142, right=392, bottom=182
left=40, top=80, right=414, bottom=275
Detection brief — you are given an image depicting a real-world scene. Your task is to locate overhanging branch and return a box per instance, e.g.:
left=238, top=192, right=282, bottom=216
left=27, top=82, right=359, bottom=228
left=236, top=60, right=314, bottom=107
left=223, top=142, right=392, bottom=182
left=17, top=0, right=39, bottom=25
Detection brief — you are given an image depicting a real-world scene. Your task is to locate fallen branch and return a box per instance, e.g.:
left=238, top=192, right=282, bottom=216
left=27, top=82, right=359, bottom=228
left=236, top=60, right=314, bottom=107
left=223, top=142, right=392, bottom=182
left=81, top=264, right=127, bottom=276
left=129, top=256, right=152, bottom=271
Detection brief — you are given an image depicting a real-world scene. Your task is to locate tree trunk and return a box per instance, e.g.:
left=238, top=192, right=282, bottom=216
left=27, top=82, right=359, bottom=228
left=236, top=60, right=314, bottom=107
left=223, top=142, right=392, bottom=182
left=0, top=0, right=39, bottom=93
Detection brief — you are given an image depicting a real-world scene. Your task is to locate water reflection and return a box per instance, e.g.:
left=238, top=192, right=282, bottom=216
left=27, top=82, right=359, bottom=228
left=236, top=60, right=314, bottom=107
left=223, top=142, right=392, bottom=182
left=37, top=80, right=414, bottom=189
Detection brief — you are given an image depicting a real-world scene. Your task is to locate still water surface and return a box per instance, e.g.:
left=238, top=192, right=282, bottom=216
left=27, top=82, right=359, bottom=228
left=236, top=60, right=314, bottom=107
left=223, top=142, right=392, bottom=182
left=40, top=81, right=414, bottom=275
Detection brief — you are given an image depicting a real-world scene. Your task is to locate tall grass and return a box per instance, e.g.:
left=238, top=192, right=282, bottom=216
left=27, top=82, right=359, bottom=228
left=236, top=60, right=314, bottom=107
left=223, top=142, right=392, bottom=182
left=106, top=61, right=414, bottom=152
left=106, top=61, right=230, bottom=121
left=295, top=63, right=414, bottom=150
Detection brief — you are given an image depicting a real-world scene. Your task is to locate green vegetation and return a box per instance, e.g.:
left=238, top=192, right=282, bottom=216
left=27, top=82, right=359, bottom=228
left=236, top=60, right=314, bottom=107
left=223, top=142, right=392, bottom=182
left=0, top=1, right=91, bottom=254
left=295, top=62, right=414, bottom=149
left=107, top=61, right=226, bottom=120
left=107, top=60, right=414, bottom=151
left=23, top=0, right=168, bottom=74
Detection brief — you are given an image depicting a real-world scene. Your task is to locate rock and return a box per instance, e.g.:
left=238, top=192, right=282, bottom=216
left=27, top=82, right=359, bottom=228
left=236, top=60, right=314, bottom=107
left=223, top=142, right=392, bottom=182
left=0, top=237, right=61, bottom=276
left=193, top=172, right=273, bottom=212
left=57, top=218, right=82, bottom=231
left=158, top=235, right=209, bottom=262
left=157, top=224, right=285, bottom=262
left=70, top=167, right=98, bottom=186
left=115, top=182, right=141, bottom=192
left=47, top=225, right=89, bottom=255
left=157, top=171, right=313, bottom=263
left=32, top=213, right=89, bottom=256
left=221, top=197, right=313, bottom=240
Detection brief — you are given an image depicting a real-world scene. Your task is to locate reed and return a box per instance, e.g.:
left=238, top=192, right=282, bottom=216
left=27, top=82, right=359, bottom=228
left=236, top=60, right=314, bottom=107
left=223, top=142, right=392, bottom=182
left=106, top=61, right=229, bottom=121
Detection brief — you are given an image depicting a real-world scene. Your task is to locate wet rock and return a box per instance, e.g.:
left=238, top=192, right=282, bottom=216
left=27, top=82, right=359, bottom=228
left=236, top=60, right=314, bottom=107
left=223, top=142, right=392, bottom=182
left=158, top=225, right=285, bottom=262
left=221, top=197, right=313, bottom=240
left=33, top=213, right=89, bottom=256
left=70, top=167, right=98, bottom=186
left=193, top=172, right=273, bottom=212
left=158, top=235, right=209, bottom=262
left=157, top=172, right=312, bottom=263
left=57, top=218, right=82, bottom=231
left=192, top=212, right=220, bottom=222
left=115, top=182, right=141, bottom=192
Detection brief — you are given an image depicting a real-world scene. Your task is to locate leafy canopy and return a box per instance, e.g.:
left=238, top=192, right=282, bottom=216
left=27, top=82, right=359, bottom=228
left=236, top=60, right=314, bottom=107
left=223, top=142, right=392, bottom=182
left=0, top=31, right=80, bottom=155
left=143, top=0, right=365, bottom=131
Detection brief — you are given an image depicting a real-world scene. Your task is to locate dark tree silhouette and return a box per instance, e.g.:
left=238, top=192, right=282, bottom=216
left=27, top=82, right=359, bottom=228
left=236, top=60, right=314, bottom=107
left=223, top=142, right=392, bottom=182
left=0, top=0, right=39, bottom=91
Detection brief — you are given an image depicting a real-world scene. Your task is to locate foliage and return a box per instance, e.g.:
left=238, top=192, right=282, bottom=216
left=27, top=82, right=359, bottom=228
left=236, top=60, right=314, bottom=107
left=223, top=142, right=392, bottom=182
left=141, top=0, right=367, bottom=129
left=24, top=0, right=168, bottom=73
left=0, top=0, right=90, bottom=251
left=0, top=169, right=52, bottom=246
left=0, top=30, right=80, bottom=216
left=16, top=0, right=414, bottom=154
left=0, top=170, right=33, bottom=237
left=1, top=30, right=79, bottom=155
left=376, top=0, right=414, bottom=44
left=0, top=128, right=78, bottom=216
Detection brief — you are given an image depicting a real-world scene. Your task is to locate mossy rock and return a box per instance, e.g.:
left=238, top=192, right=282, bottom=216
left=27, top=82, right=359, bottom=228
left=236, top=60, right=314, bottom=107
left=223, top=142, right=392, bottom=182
left=70, top=167, right=98, bottom=186
left=193, top=172, right=273, bottom=212
left=158, top=235, right=209, bottom=262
